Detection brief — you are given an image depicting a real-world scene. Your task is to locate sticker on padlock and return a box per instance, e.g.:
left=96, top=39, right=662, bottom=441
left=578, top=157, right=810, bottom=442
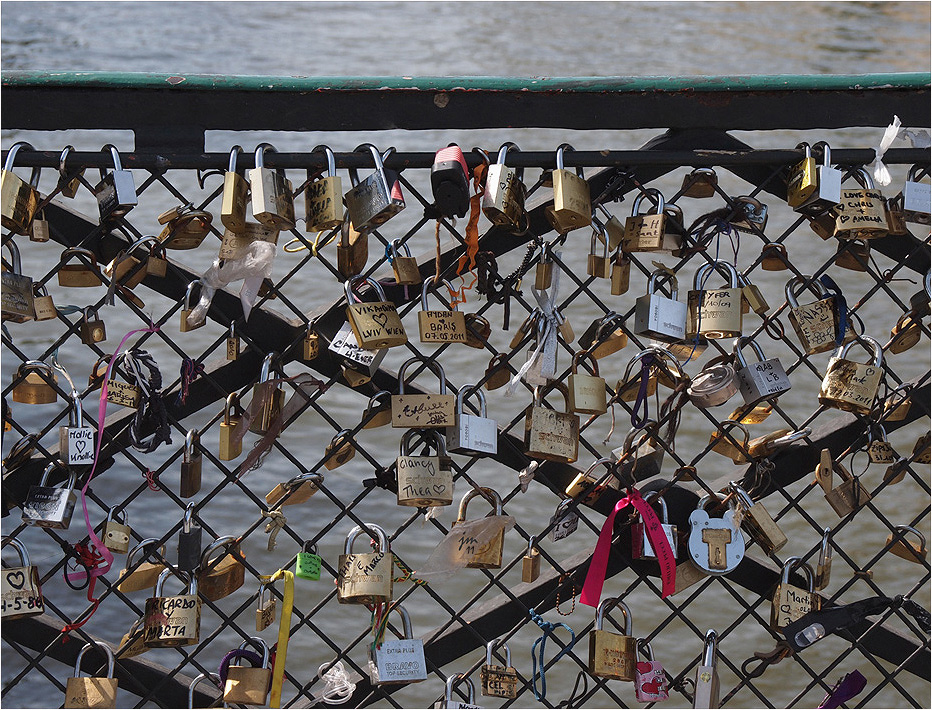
left=369, top=605, right=428, bottom=685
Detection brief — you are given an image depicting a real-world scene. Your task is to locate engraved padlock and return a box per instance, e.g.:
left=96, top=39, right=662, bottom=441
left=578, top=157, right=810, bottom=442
left=305, top=144, right=344, bottom=232
left=1, top=536, right=44, bottom=620
left=1, top=240, right=36, bottom=322
left=223, top=638, right=272, bottom=706
left=687, top=495, right=745, bottom=576
left=785, top=275, right=854, bottom=355
left=419, top=275, right=467, bottom=344
left=369, top=605, right=428, bottom=685
left=11, top=359, right=58, bottom=404
left=634, top=269, right=687, bottom=343
left=733, top=337, right=791, bottom=406
left=549, top=498, right=579, bottom=541
left=631, top=493, right=678, bottom=560
left=22, top=462, right=76, bottom=529
left=344, top=144, right=404, bottom=232
left=452, top=487, right=506, bottom=569
left=480, top=638, right=518, bottom=698
left=568, top=350, right=607, bottom=415
left=390, top=237, right=421, bottom=285
left=446, top=385, right=498, bottom=456
left=59, top=387, right=95, bottom=466
left=296, top=541, right=322, bottom=580
left=524, top=383, right=579, bottom=464
left=546, top=143, right=591, bottom=234
left=818, top=336, right=884, bottom=415
left=337, top=523, right=392, bottom=604
left=687, top=260, right=743, bottom=340
left=94, top=144, right=137, bottom=221
left=143, top=568, right=200, bottom=648
left=345, top=275, right=407, bottom=349
left=393, top=357, right=456, bottom=428
left=623, top=188, right=665, bottom=252
left=902, top=164, right=931, bottom=224
left=482, top=142, right=526, bottom=232
left=1, top=141, right=41, bottom=234
left=58, top=247, right=104, bottom=288
left=833, top=167, right=888, bottom=240
left=728, top=481, right=787, bottom=555
left=396, top=429, right=453, bottom=507
left=771, top=557, right=819, bottom=631
left=250, top=143, right=295, bottom=230
left=634, top=639, right=669, bottom=702
left=64, top=641, right=118, bottom=708
left=588, top=597, right=636, bottom=681
left=118, top=539, right=167, bottom=593
left=103, top=506, right=131, bottom=554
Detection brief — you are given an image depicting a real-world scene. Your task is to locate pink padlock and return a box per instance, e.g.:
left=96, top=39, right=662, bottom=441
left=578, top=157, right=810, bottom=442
left=635, top=639, right=669, bottom=702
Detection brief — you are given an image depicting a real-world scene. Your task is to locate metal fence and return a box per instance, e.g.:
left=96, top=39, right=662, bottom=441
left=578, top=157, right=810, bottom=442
left=1, top=72, right=930, bottom=709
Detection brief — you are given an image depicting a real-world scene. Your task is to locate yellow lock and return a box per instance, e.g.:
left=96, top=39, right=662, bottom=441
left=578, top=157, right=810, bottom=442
left=338, top=523, right=392, bottom=604
left=1, top=142, right=41, bottom=235
left=546, top=143, right=591, bottom=234
left=418, top=276, right=467, bottom=344
left=305, top=145, right=344, bottom=232
left=686, top=260, right=743, bottom=340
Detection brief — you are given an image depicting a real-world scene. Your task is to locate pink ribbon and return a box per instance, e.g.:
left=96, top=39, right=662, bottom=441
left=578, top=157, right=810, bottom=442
left=580, top=487, right=675, bottom=607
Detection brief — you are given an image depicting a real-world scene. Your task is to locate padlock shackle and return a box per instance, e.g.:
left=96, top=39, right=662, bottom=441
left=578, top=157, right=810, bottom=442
left=39, top=461, right=76, bottom=490
left=785, top=275, right=830, bottom=308
left=126, top=538, right=165, bottom=569
left=819, top=527, right=833, bottom=569
left=555, top=142, right=584, bottom=179
left=389, top=237, right=412, bottom=261
left=485, top=637, right=512, bottom=668
left=421, top=275, right=458, bottom=312
left=199, top=535, right=241, bottom=571
left=713, top=420, right=750, bottom=449
left=642, top=491, right=670, bottom=524
left=363, top=390, right=392, bottom=418
left=701, top=629, right=718, bottom=667
left=154, top=566, right=197, bottom=596
left=183, top=280, right=202, bottom=310
left=345, top=274, right=388, bottom=304
left=531, top=381, right=572, bottom=413
left=457, top=486, right=503, bottom=521
left=693, top=260, right=740, bottom=290
left=226, top=144, right=243, bottom=174
left=726, top=481, right=756, bottom=512
left=182, top=502, right=196, bottom=534
left=811, top=141, right=833, bottom=167
left=834, top=335, right=883, bottom=368
left=223, top=392, right=242, bottom=426
left=397, top=357, right=448, bottom=395
left=67, top=388, right=84, bottom=429
left=637, top=638, right=656, bottom=662
left=846, top=166, right=876, bottom=190
left=238, top=636, right=271, bottom=668
left=344, top=523, right=390, bottom=556
left=59, top=144, right=75, bottom=177
left=184, top=429, right=199, bottom=463
left=3, top=239, right=23, bottom=272
left=795, top=141, right=812, bottom=159
left=444, top=673, right=476, bottom=705
left=4, top=141, right=36, bottom=173
left=253, top=142, right=278, bottom=171
left=455, top=384, right=488, bottom=419
left=258, top=352, right=278, bottom=383
left=1, top=535, right=30, bottom=567
left=780, top=556, right=816, bottom=592
left=733, top=336, right=767, bottom=370
left=301, top=540, right=318, bottom=555
left=189, top=672, right=222, bottom=709
left=311, top=145, right=337, bottom=178
left=330, top=428, right=354, bottom=451
left=18, top=359, right=55, bottom=384
left=527, top=535, right=537, bottom=556
left=348, top=143, right=389, bottom=191
left=631, top=187, right=665, bottom=216
left=100, top=144, right=124, bottom=176
left=73, top=641, right=115, bottom=680
left=589, top=224, right=609, bottom=258
left=60, top=246, right=99, bottom=267
left=595, top=597, right=633, bottom=635
left=572, top=349, right=600, bottom=377
left=646, top=268, right=679, bottom=300
left=105, top=505, right=126, bottom=525
left=127, top=235, right=160, bottom=256
left=891, top=524, right=927, bottom=552
left=387, top=604, right=415, bottom=640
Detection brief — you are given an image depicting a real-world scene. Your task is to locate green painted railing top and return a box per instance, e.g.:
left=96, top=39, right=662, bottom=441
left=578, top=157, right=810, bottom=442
left=3, top=71, right=929, bottom=92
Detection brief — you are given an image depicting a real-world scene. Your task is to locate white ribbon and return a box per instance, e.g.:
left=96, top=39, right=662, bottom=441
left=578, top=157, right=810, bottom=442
left=186, top=240, right=276, bottom=327
left=872, top=116, right=932, bottom=187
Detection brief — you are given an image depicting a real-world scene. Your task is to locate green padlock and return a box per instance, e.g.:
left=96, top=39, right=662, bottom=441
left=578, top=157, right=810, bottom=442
left=296, top=542, right=321, bottom=581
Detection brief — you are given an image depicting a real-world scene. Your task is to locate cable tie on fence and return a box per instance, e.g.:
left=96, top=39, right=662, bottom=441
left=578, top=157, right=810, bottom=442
left=529, top=607, right=576, bottom=701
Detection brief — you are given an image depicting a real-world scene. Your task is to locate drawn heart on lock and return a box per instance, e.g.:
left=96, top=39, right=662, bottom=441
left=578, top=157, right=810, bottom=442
left=75, top=440, right=87, bottom=453
left=5, top=570, right=26, bottom=589
left=372, top=312, right=389, bottom=329
left=433, top=484, right=446, bottom=495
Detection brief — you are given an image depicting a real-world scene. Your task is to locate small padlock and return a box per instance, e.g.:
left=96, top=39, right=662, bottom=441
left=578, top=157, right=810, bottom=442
left=484, top=354, right=511, bottom=391
left=818, top=336, right=884, bottom=415
left=79, top=306, right=107, bottom=345
left=660, top=203, right=686, bottom=254
left=103, top=506, right=131, bottom=555
left=177, top=504, right=203, bottom=573
left=623, top=189, right=666, bottom=252
left=116, top=617, right=149, bottom=660
left=324, top=429, right=356, bottom=470
left=833, top=167, right=888, bottom=240
left=634, top=268, right=688, bottom=343
left=680, top=167, right=718, bottom=199
left=886, top=524, right=928, bottom=563
left=345, top=275, right=408, bottom=349
left=306, top=144, right=344, bottom=231
left=59, top=388, right=95, bottom=466
left=866, top=425, right=898, bottom=465
left=524, top=383, right=579, bottom=464
left=336, top=210, right=369, bottom=278
left=94, top=144, right=137, bottom=221
left=419, top=275, right=467, bottom=344
left=218, top=219, right=279, bottom=260
left=337, top=523, right=393, bottom=604
left=815, top=448, right=871, bottom=517
left=1, top=142, right=41, bottom=234
left=708, top=420, right=751, bottom=463
left=296, top=541, right=322, bottom=580
left=522, top=537, right=541, bottom=583
left=64, top=642, right=118, bottom=708
left=463, top=313, right=491, bottom=349
left=885, top=192, right=910, bottom=235
left=687, top=260, right=743, bottom=340
left=2, top=241, right=36, bottom=323
left=249, top=143, right=295, bottom=230
left=728, top=481, right=787, bottom=555
left=733, top=337, right=791, bottom=406
left=796, top=141, right=844, bottom=215
left=144, top=568, right=200, bottom=648
left=815, top=527, right=832, bottom=591
left=565, top=456, right=619, bottom=504
left=265, top=472, right=321, bottom=508
left=1, top=537, right=44, bottom=620
left=255, top=580, right=276, bottom=631
left=118, top=539, right=167, bottom=593
left=482, top=142, right=526, bottom=232
left=225, top=322, right=240, bottom=360
left=887, top=311, right=923, bottom=354
left=180, top=429, right=202, bottom=499
left=390, top=237, right=421, bottom=285
left=249, top=352, right=285, bottom=436
left=57, top=144, right=84, bottom=199
left=596, top=203, right=626, bottom=250
left=760, top=242, right=788, bottom=271
left=451, top=487, right=506, bottom=569
left=785, top=275, right=854, bottom=355
left=535, top=243, right=554, bottom=290
left=369, top=605, right=428, bottom=685
left=437, top=674, right=479, bottom=709
left=480, top=638, right=518, bottom=698
left=687, top=495, right=746, bottom=575
left=610, top=247, right=631, bottom=295
left=578, top=313, right=628, bottom=359
left=738, top=272, right=769, bottom=316
left=549, top=498, right=579, bottom=541
left=58, top=247, right=104, bottom=288
left=392, top=357, right=456, bottom=428
left=568, top=350, right=607, bottom=415
left=220, top=145, right=249, bottom=231
left=634, top=639, right=669, bottom=702
left=198, top=536, right=247, bottom=602
left=145, top=240, right=168, bottom=277
left=105, top=235, right=158, bottom=290
left=786, top=142, right=817, bottom=209
left=431, top=143, right=470, bottom=218
left=835, top=238, right=870, bottom=271
left=588, top=598, right=636, bottom=680
left=218, top=393, right=244, bottom=461
left=344, top=143, right=405, bottom=232
left=223, top=638, right=272, bottom=706
left=729, top=195, right=768, bottom=233
left=671, top=559, right=708, bottom=596
left=362, top=390, right=393, bottom=428
left=693, top=630, right=720, bottom=709
left=30, top=208, right=49, bottom=242
left=180, top=280, right=206, bottom=332
left=771, top=557, right=819, bottom=631
left=22, top=462, right=76, bottom=529
left=446, top=385, right=498, bottom=456
left=546, top=143, right=591, bottom=234
left=301, top=320, right=321, bottom=361
left=631, top=493, right=678, bottom=560
left=902, top=164, right=931, bottom=224
left=587, top=223, right=611, bottom=278
left=11, top=360, right=58, bottom=404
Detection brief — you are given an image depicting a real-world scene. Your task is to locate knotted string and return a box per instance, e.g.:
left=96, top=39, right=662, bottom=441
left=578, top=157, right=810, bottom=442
left=530, top=607, right=576, bottom=701
left=176, top=356, right=205, bottom=406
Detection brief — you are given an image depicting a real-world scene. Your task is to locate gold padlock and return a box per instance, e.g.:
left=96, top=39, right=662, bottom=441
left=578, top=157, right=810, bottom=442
left=117, top=539, right=166, bottom=593
left=396, top=429, right=453, bottom=507
left=418, top=276, right=467, bottom=344
left=815, top=449, right=871, bottom=517
left=1, top=142, right=41, bottom=235
left=522, top=537, right=541, bottom=583
left=336, top=211, right=369, bottom=278
left=11, top=360, right=58, bottom=404
left=338, top=524, right=392, bottom=604
left=345, top=275, right=407, bottom=349
left=180, top=280, right=206, bottom=332
left=568, top=349, right=607, bottom=415
left=302, top=321, right=320, bottom=361
left=58, top=247, right=104, bottom=288
left=818, top=336, right=884, bottom=415
left=265, top=473, right=321, bottom=508
left=249, top=352, right=285, bottom=436
left=786, top=142, right=818, bottom=208
left=324, top=429, right=356, bottom=470
left=480, top=638, right=519, bottom=698
left=482, top=142, right=527, bottom=232
left=390, top=237, right=421, bottom=285
left=524, top=383, right=579, bottom=464
left=157, top=203, right=213, bottom=250
left=197, top=536, right=246, bottom=602
left=223, top=638, right=273, bottom=706
left=180, top=429, right=202, bottom=499
left=546, top=143, right=591, bottom=234
left=680, top=167, right=718, bottom=198
left=57, top=144, right=84, bottom=199
left=249, top=143, right=295, bottom=230
left=221, top=145, right=249, bottom=231
left=589, top=597, right=636, bottom=680
left=885, top=525, right=928, bottom=563
left=587, top=223, right=611, bottom=278
left=105, top=235, right=159, bottom=290
left=362, top=390, right=393, bottom=428
left=143, top=569, right=200, bottom=648
left=451, top=487, right=506, bottom=569
left=623, top=189, right=665, bottom=252
left=686, top=260, right=743, bottom=340
left=64, top=642, right=118, bottom=708
left=392, top=357, right=456, bottom=428
left=833, top=167, right=888, bottom=240
left=565, top=456, right=620, bottom=504
left=306, top=144, right=344, bottom=232
left=535, top=243, right=554, bottom=290
left=610, top=247, right=631, bottom=295
left=785, top=275, right=855, bottom=355
left=103, top=506, right=131, bottom=555
left=771, top=557, right=819, bottom=631
left=219, top=393, right=244, bottom=461
left=79, top=306, right=107, bottom=345
left=760, top=242, right=788, bottom=271
left=484, top=354, right=512, bottom=391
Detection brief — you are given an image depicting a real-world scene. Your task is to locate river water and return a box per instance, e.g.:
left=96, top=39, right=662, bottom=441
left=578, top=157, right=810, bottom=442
left=2, top=2, right=930, bottom=709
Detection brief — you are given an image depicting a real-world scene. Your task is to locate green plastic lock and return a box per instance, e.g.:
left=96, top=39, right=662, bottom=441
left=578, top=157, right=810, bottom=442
left=296, top=542, right=321, bottom=580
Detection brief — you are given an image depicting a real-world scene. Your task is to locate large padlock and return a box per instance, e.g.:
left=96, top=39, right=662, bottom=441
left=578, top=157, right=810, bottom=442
left=177, top=504, right=202, bottom=574
left=197, top=535, right=246, bottom=602
left=94, top=144, right=137, bottom=221
left=565, top=456, right=619, bottom=504
left=58, top=247, right=104, bottom=288
left=623, top=189, right=666, bottom=252
left=179, top=429, right=202, bottom=498
left=686, top=260, right=743, bottom=340
left=886, top=524, right=928, bottom=563
left=902, top=164, right=931, bottom=224
left=265, top=472, right=322, bottom=508
left=118, top=539, right=167, bottom=593
left=634, top=639, right=669, bottom=702
left=785, top=275, right=854, bottom=355
left=451, top=487, right=506, bottom=569
left=392, top=357, right=456, bottom=428
left=833, top=167, right=888, bottom=240
left=568, top=349, right=607, bottom=415
left=727, top=481, right=787, bottom=555
left=545, top=143, right=590, bottom=234
left=482, top=142, right=526, bottom=232
left=480, top=638, right=518, bottom=698
left=103, top=506, right=131, bottom=555
left=589, top=597, right=637, bottom=681
left=587, top=223, right=611, bottom=278
left=631, top=493, right=678, bottom=560
left=524, top=383, right=579, bottom=464
left=180, top=280, right=206, bottom=332
left=396, top=429, right=453, bottom=507
left=2, top=241, right=35, bottom=322
left=220, top=145, right=249, bottom=231
left=815, top=448, right=871, bottom=517
left=390, top=237, right=421, bottom=285
left=337, top=523, right=393, bottom=604
left=249, top=352, right=285, bottom=436
left=818, top=336, right=884, bottom=415
left=219, top=393, right=244, bottom=461
left=436, top=674, right=480, bottom=709
left=1, top=141, right=41, bottom=234
left=771, top=557, right=819, bottom=631
left=729, top=195, right=768, bottom=233
left=634, top=268, right=687, bottom=343
left=305, top=144, right=344, bottom=231
left=143, top=568, right=200, bottom=648
left=223, top=638, right=272, bottom=706
left=11, top=360, right=58, bottom=404
left=1, top=537, right=44, bottom=620
left=64, top=642, right=118, bottom=709
left=733, top=337, right=791, bottom=406
left=446, top=386, right=498, bottom=456
left=345, top=275, right=407, bottom=349
left=369, top=605, right=428, bottom=685
left=344, top=143, right=405, bottom=232
left=324, top=428, right=356, bottom=470
left=22, top=462, right=76, bottom=529
left=419, top=275, right=467, bottom=343
left=79, top=306, right=107, bottom=345
left=687, top=495, right=745, bottom=576
left=693, top=630, right=720, bottom=709
left=431, top=143, right=470, bottom=218
left=680, top=167, right=718, bottom=199
left=249, top=143, right=295, bottom=230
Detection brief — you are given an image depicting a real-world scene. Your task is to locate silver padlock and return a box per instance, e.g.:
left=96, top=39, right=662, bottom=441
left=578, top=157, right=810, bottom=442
left=903, top=164, right=931, bottom=224
left=94, top=144, right=137, bottom=221
left=22, top=462, right=77, bottom=529
left=344, top=144, right=405, bottom=232
left=1, top=240, right=36, bottom=323
left=631, top=492, right=678, bottom=560
left=693, top=630, right=720, bottom=709
left=687, top=495, right=745, bottom=576
left=446, top=385, right=498, bottom=456
left=436, top=674, right=481, bottom=709
left=328, top=321, right=388, bottom=381
left=369, top=605, right=428, bottom=685
left=733, top=337, right=791, bottom=406
left=59, top=388, right=96, bottom=466
left=790, top=141, right=843, bottom=215
left=633, top=269, right=687, bottom=343
left=549, top=498, right=578, bottom=541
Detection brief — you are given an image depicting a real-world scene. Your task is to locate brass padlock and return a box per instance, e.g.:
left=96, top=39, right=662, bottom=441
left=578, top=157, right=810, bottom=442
left=396, top=429, right=453, bottom=507
left=885, top=524, right=928, bottom=563
left=338, top=524, right=393, bottom=604
left=610, top=247, right=631, bottom=295
left=221, top=145, right=249, bottom=231
left=792, top=141, right=843, bottom=215
left=58, top=247, right=104, bottom=288
left=738, top=272, right=769, bottom=316
left=596, top=203, right=626, bottom=250
left=680, top=167, right=718, bottom=199
left=693, top=630, right=720, bottom=709
left=887, top=311, right=923, bottom=354
left=345, top=275, right=407, bottom=349
left=305, top=144, right=344, bottom=232
left=180, top=429, right=202, bottom=498
left=198, top=536, right=246, bottom=602
left=818, top=336, right=883, bottom=415
left=344, top=144, right=405, bottom=232
left=834, top=238, right=870, bottom=271
left=760, top=242, right=788, bottom=271
left=816, top=448, right=871, bottom=517
left=392, top=357, right=456, bottom=428
left=103, top=506, right=131, bottom=555
left=324, top=428, right=356, bottom=470
left=786, top=142, right=818, bottom=208
left=484, top=354, right=512, bottom=391
left=568, top=350, right=607, bottom=415
left=867, top=425, right=898, bottom=465
left=29, top=207, right=49, bottom=242
left=785, top=275, right=854, bottom=355
left=1, top=141, right=41, bottom=234
left=482, top=142, right=526, bottom=231
left=451, top=487, right=506, bottom=569
left=589, top=598, right=636, bottom=680
left=522, top=537, right=541, bottom=583
left=79, top=306, right=107, bottom=345
left=623, top=188, right=665, bottom=252
left=336, top=211, right=369, bottom=278
left=546, top=143, right=590, bottom=234
left=577, top=313, right=628, bottom=360
left=117, top=539, right=166, bottom=593
left=265, top=472, right=321, bottom=508
left=535, top=243, right=554, bottom=290
left=94, top=144, right=137, bottom=221
left=615, top=348, right=663, bottom=403
left=587, top=223, right=611, bottom=278
left=256, top=580, right=276, bottom=631
left=249, top=352, right=285, bottom=436
left=180, top=280, right=206, bottom=332
left=12, top=359, right=58, bottom=404
left=660, top=202, right=686, bottom=254
left=116, top=617, right=148, bottom=660
left=2, top=240, right=36, bottom=323
left=250, top=143, right=295, bottom=230
left=303, top=321, right=320, bottom=361
left=565, top=456, right=619, bottom=504
left=833, top=167, right=888, bottom=240
left=57, top=144, right=84, bottom=199
left=463, top=313, right=491, bottom=349
left=419, top=276, right=467, bottom=344
left=1, top=537, right=44, bottom=620
left=524, top=383, right=579, bottom=463
left=362, top=390, right=393, bottom=428
left=481, top=638, right=518, bottom=698
left=728, top=482, right=786, bottom=555
left=218, top=220, right=280, bottom=261
left=708, top=420, right=751, bottom=463
left=157, top=203, right=213, bottom=250
left=686, top=260, right=743, bottom=340
left=223, top=638, right=272, bottom=706
left=105, top=235, right=158, bottom=290
left=223, top=322, right=240, bottom=361
left=390, top=237, right=421, bottom=285
left=219, top=393, right=244, bottom=461
left=144, top=569, right=200, bottom=648
left=771, top=557, right=819, bottom=631
left=64, top=642, right=118, bottom=708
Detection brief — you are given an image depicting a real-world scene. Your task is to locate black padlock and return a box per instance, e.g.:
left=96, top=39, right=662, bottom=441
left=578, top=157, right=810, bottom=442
left=431, top=144, right=470, bottom=218
left=177, top=502, right=203, bottom=572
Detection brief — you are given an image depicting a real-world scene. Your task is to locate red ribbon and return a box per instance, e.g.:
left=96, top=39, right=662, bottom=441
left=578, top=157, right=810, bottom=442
left=580, top=487, right=675, bottom=607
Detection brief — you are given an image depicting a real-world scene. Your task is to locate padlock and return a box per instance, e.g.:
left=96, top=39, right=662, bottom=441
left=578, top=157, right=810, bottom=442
left=546, top=143, right=590, bottom=234
left=303, top=144, right=344, bottom=231
left=887, top=308, right=923, bottom=354
left=335, top=210, right=369, bottom=278
left=58, top=247, right=104, bottom=288
left=28, top=210, right=49, bottom=242
left=324, top=428, right=356, bottom=470
left=693, top=630, right=720, bottom=709
left=437, top=674, right=480, bottom=709
left=565, top=456, right=619, bottom=504
left=733, top=337, right=791, bottom=406
left=296, top=541, right=322, bottom=580
left=634, top=268, right=687, bottom=343
left=419, top=275, right=467, bottom=343
left=660, top=202, right=686, bottom=255
left=884, top=192, right=909, bottom=235
left=362, top=390, right=393, bottom=429
left=866, top=425, right=898, bottom=465
left=298, top=320, right=320, bottom=361
left=760, top=242, right=788, bottom=271
left=220, top=144, right=249, bottom=231
left=727, top=482, right=787, bottom=555
left=1, top=241, right=36, bottom=323
left=785, top=275, right=854, bottom=355
left=217, top=393, right=244, bottom=461
left=11, top=360, right=58, bottom=404
left=611, top=424, right=665, bottom=482
left=623, top=188, right=665, bottom=252
left=343, top=144, right=405, bottom=232
left=57, top=144, right=84, bottom=199
left=118, top=539, right=167, bottom=592
left=687, top=358, right=738, bottom=409
left=579, top=312, right=630, bottom=360
left=687, top=495, right=745, bottom=575
left=535, top=243, right=554, bottom=290
left=614, top=348, right=659, bottom=403
left=1, top=537, right=44, bottom=620
left=392, top=357, right=456, bottom=428
left=345, top=274, right=407, bottom=349
left=786, top=142, right=817, bottom=209
left=833, top=167, right=888, bottom=239
left=549, top=498, right=579, bottom=541
left=595, top=204, right=626, bottom=250
left=198, top=535, right=246, bottom=601
left=188, top=673, right=222, bottom=710
left=523, top=311, right=557, bottom=387
left=223, top=638, right=272, bottom=706
left=672, top=559, right=709, bottom=596
left=79, top=306, right=107, bottom=345
left=446, top=386, right=498, bottom=456
left=249, top=143, right=295, bottom=230
left=771, top=557, right=819, bottom=631
left=687, top=260, right=743, bottom=340
left=102, top=506, right=131, bottom=555
left=1, top=141, right=41, bottom=234
left=631, top=493, right=678, bottom=560
left=102, top=354, right=139, bottom=408
left=22, top=462, right=76, bottom=529
left=94, top=144, right=137, bottom=221
left=588, top=597, right=637, bottom=680
left=708, top=420, right=751, bottom=463
left=902, top=164, right=931, bottom=224
left=64, top=642, right=118, bottom=708
left=329, top=321, right=388, bottom=384
left=464, top=313, right=491, bottom=349
left=794, top=141, right=844, bottom=215
left=256, top=580, right=276, bottom=631
left=104, top=235, right=158, bottom=290
left=729, top=195, right=768, bottom=233
left=480, top=638, right=518, bottom=698
left=249, top=352, right=285, bottom=436
left=451, top=487, right=506, bottom=569
left=116, top=616, right=149, bottom=660
left=338, top=523, right=393, bottom=604
left=710, top=422, right=808, bottom=465
left=524, top=383, right=579, bottom=464
left=886, top=524, right=928, bottom=563
left=568, top=350, right=607, bottom=415
left=144, top=568, right=200, bottom=648
left=522, top=537, right=541, bottom=583
left=223, top=322, right=240, bottom=361
left=738, top=272, right=769, bottom=316
left=681, top=167, right=718, bottom=199
left=634, top=639, right=669, bottom=702
left=180, top=429, right=202, bottom=498
left=431, top=143, right=470, bottom=218
left=835, top=238, right=870, bottom=271
left=57, top=388, right=95, bottom=466
left=610, top=247, right=631, bottom=295
left=587, top=223, right=611, bottom=278
left=180, top=280, right=206, bottom=332
left=819, top=336, right=883, bottom=415
left=815, top=448, right=871, bottom=517
left=484, top=354, right=512, bottom=391
left=177, top=504, right=202, bottom=573
left=144, top=239, right=168, bottom=277
left=390, top=237, right=421, bottom=285
left=482, top=142, right=526, bottom=231
left=369, top=605, right=428, bottom=685
left=265, top=472, right=321, bottom=508
left=815, top=527, right=832, bottom=591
